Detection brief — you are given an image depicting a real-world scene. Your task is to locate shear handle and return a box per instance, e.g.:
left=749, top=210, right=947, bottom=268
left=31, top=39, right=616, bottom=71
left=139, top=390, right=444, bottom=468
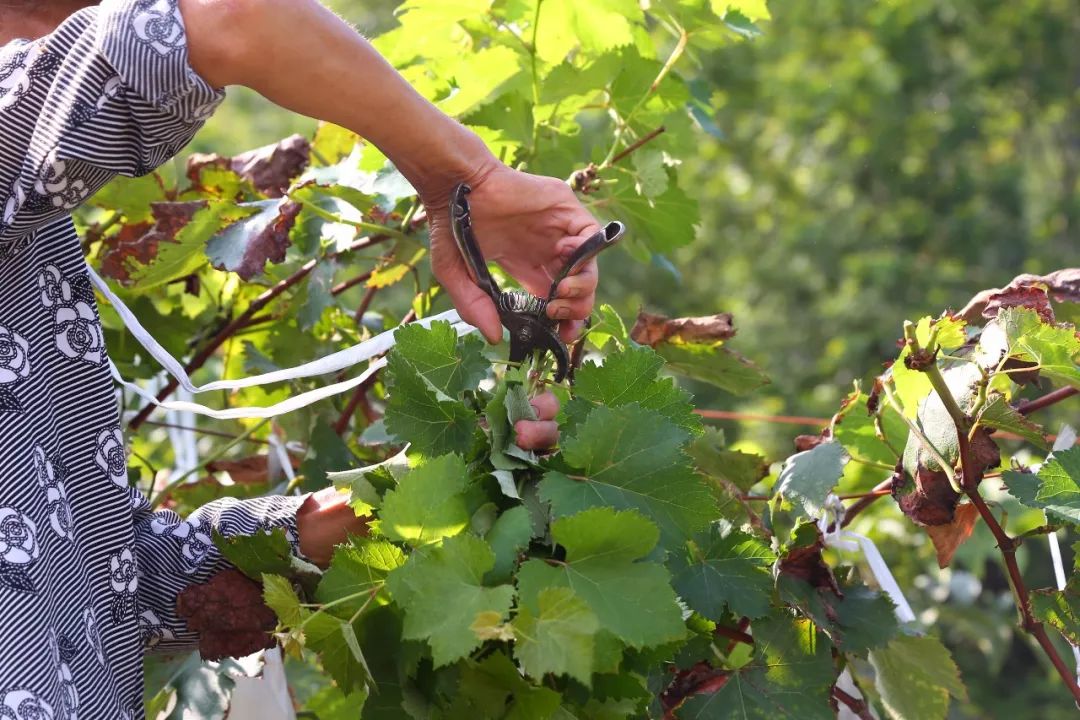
left=450, top=184, right=500, bottom=300
left=546, top=221, right=625, bottom=302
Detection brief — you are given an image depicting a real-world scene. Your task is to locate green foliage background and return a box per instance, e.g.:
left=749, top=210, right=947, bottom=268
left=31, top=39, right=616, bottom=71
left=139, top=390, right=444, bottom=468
left=88, top=0, right=1080, bottom=716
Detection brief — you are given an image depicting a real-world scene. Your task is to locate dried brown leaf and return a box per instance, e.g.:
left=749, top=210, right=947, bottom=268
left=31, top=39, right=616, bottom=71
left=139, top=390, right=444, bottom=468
left=630, top=311, right=736, bottom=348
left=958, top=268, right=1080, bottom=323
left=925, top=502, right=979, bottom=568
left=188, top=134, right=311, bottom=198
left=98, top=202, right=206, bottom=282
left=176, top=568, right=277, bottom=661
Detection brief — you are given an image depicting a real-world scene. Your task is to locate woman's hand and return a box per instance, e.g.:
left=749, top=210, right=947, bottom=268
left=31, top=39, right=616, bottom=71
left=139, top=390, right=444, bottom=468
left=425, top=165, right=602, bottom=344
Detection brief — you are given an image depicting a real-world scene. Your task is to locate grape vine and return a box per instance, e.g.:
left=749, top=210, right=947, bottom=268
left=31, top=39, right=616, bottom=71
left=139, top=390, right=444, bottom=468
left=71, top=0, right=1080, bottom=716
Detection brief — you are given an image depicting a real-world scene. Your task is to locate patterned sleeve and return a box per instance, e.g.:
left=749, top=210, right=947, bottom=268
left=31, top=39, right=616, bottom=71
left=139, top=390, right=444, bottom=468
left=125, top=488, right=310, bottom=653
left=0, top=0, right=223, bottom=245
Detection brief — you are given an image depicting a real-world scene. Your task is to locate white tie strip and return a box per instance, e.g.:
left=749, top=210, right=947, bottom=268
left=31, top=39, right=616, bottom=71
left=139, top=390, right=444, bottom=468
left=87, top=263, right=476, bottom=420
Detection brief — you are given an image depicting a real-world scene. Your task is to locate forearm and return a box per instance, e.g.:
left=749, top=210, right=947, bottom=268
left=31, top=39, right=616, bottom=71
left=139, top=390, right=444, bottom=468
left=180, top=0, right=496, bottom=195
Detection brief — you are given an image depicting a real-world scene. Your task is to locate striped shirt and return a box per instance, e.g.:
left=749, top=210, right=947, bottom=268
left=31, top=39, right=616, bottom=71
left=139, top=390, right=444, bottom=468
left=0, top=2, right=305, bottom=717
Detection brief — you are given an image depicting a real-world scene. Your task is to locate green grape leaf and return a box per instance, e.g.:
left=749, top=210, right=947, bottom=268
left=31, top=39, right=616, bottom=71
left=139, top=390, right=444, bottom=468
left=448, top=653, right=562, bottom=720
left=315, top=539, right=406, bottom=617
left=379, top=454, right=471, bottom=546
left=869, top=635, right=967, bottom=720
left=392, top=321, right=489, bottom=397
left=386, top=533, right=515, bottom=667
left=775, top=442, right=848, bottom=517
left=384, top=349, right=479, bottom=458
left=1032, top=583, right=1080, bottom=646
left=833, top=394, right=907, bottom=466
left=440, top=46, right=527, bottom=117
left=676, top=617, right=835, bottom=720
left=974, top=394, right=1048, bottom=450
left=608, top=176, right=699, bottom=254
left=262, top=573, right=303, bottom=627
left=714, top=0, right=770, bottom=21
left=778, top=575, right=899, bottom=653
left=567, top=345, right=701, bottom=434
left=485, top=506, right=533, bottom=584
left=513, top=587, right=600, bottom=685
left=1004, top=447, right=1080, bottom=523
left=669, top=524, right=775, bottom=620
left=214, top=528, right=298, bottom=581
left=587, top=303, right=630, bottom=350
left=540, top=404, right=715, bottom=550
left=688, top=429, right=769, bottom=492
left=656, top=343, right=770, bottom=396
left=516, top=508, right=686, bottom=648
left=305, top=613, right=370, bottom=695
left=534, top=0, right=641, bottom=64
left=633, top=149, right=670, bottom=198
left=298, top=259, right=337, bottom=331
left=994, top=307, right=1080, bottom=390
left=89, top=174, right=165, bottom=223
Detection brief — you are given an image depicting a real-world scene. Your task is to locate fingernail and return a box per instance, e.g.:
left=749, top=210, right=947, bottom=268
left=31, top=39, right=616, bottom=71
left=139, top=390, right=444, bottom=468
left=553, top=306, right=571, bottom=320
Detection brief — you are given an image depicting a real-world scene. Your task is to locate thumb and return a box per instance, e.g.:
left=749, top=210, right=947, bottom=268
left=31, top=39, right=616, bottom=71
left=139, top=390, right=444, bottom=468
left=440, top=266, right=504, bottom=344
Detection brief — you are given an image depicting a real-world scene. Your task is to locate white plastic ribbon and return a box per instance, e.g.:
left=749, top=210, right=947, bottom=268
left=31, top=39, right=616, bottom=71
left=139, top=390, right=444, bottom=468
left=1046, top=426, right=1080, bottom=687
left=817, top=494, right=917, bottom=623
left=87, top=264, right=476, bottom=420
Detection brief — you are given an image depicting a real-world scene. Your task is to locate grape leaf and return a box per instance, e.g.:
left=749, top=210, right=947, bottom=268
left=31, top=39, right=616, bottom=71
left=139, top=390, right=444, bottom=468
left=214, top=528, right=297, bottom=580
left=540, top=404, right=715, bottom=550
left=775, top=441, right=848, bottom=517
left=298, top=259, right=337, bottom=331
left=974, top=394, right=1048, bottom=450
left=995, top=307, right=1080, bottom=390
left=391, top=321, right=489, bottom=397
left=516, top=508, right=686, bottom=648
left=379, top=454, right=471, bottom=547
left=127, top=202, right=241, bottom=292
left=608, top=176, right=699, bottom=254
left=715, top=0, right=770, bottom=21
left=1003, top=447, right=1080, bottom=523
left=832, top=394, right=907, bottom=466
left=687, top=428, right=769, bottom=492
left=262, top=573, right=303, bottom=627
left=206, top=198, right=302, bottom=280
left=385, top=345, right=479, bottom=457
left=657, top=342, right=770, bottom=396
left=513, top=587, right=600, bottom=685
left=485, top=506, right=533, bottom=584
left=534, top=0, right=641, bottom=64
left=567, top=345, right=701, bottom=434
left=447, top=652, right=562, bottom=720
left=669, top=524, right=775, bottom=620
left=676, top=617, right=835, bottom=720
left=777, top=575, right=898, bottom=653
left=387, top=533, right=515, bottom=667
left=869, top=635, right=967, bottom=720
left=1031, top=582, right=1080, bottom=646
left=315, top=539, right=405, bottom=618
left=305, top=613, right=370, bottom=695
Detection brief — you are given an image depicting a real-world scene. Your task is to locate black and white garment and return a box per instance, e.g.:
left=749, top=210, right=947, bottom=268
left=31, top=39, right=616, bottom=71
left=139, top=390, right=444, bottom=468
left=0, top=1, right=307, bottom=717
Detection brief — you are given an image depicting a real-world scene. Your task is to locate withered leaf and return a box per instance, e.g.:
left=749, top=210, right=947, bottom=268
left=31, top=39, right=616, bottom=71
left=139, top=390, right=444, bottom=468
left=630, top=310, right=736, bottom=348
left=925, top=502, right=979, bottom=568
left=176, top=568, right=277, bottom=661
left=188, top=134, right=311, bottom=198
left=206, top=199, right=303, bottom=280
left=959, top=268, right=1080, bottom=323
left=98, top=201, right=205, bottom=282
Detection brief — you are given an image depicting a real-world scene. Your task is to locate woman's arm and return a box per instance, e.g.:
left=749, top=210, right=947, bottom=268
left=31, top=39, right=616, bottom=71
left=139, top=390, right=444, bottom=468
left=179, top=0, right=601, bottom=343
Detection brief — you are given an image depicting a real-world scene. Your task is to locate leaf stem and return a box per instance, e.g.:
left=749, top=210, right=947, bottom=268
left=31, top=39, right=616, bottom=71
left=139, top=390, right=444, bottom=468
left=600, top=27, right=688, bottom=167
left=292, top=196, right=408, bottom=240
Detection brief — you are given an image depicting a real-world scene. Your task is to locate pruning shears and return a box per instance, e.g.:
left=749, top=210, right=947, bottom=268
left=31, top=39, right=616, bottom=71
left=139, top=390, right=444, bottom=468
left=450, top=183, right=625, bottom=382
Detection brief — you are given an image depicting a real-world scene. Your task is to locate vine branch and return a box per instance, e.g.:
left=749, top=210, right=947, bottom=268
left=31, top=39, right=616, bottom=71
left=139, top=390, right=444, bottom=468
left=832, top=687, right=875, bottom=720
left=1017, top=386, right=1079, bottom=416
left=906, top=330, right=1080, bottom=704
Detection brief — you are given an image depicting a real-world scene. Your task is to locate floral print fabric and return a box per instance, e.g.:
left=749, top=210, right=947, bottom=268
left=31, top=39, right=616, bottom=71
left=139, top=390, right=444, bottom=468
left=0, top=2, right=307, bottom=717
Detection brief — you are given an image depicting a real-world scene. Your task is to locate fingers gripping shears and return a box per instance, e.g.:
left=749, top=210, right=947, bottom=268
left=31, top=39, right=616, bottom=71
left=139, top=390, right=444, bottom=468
left=450, top=183, right=625, bottom=383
